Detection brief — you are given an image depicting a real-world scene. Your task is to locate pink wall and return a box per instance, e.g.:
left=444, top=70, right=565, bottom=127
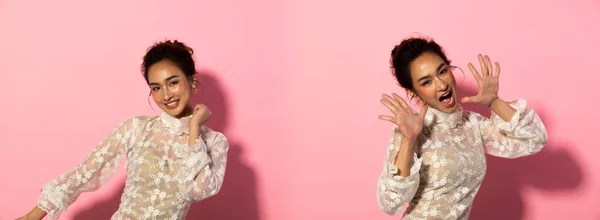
left=0, top=0, right=598, bottom=219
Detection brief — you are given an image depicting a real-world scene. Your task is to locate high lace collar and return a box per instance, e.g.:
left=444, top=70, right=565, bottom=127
left=423, top=104, right=465, bottom=129
left=160, top=112, right=193, bottom=135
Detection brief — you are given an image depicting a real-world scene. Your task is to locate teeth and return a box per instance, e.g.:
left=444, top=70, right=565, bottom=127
left=440, top=92, right=448, bottom=98
left=166, top=101, right=177, bottom=106
left=439, top=91, right=452, bottom=102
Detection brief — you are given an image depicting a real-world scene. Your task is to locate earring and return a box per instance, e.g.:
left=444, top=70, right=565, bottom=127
left=192, top=87, right=198, bottom=94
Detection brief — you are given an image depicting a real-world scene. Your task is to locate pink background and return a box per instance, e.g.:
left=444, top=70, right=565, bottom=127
left=1, top=0, right=599, bottom=219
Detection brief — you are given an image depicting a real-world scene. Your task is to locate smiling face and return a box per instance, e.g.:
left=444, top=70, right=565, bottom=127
left=147, top=60, right=195, bottom=118
left=409, top=52, right=458, bottom=113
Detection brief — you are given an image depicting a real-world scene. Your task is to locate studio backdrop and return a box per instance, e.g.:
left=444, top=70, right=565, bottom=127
left=0, top=0, right=598, bottom=219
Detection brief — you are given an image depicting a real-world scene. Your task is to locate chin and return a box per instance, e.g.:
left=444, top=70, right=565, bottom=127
left=440, top=104, right=459, bottom=113
left=160, top=106, right=185, bottom=118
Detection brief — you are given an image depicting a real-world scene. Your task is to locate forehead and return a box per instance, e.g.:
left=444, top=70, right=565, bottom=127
left=147, top=60, right=186, bottom=83
left=409, top=52, right=445, bottom=79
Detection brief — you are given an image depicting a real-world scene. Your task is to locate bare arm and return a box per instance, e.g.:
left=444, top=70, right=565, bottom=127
left=189, top=126, right=200, bottom=146
left=489, top=98, right=517, bottom=122
left=392, top=133, right=418, bottom=177
left=17, top=206, right=46, bottom=220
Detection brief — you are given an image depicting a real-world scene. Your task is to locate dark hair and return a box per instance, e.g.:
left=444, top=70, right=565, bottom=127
left=141, top=40, right=196, bottom=84
left=390, top=37, right=451, bottom=91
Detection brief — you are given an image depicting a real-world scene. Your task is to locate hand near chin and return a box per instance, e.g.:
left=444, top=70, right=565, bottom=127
left=190, top=104, right=211, bottom=131
left=462, top=54, right=501, bottom=107
left=378, top=93, right=428, bottom=140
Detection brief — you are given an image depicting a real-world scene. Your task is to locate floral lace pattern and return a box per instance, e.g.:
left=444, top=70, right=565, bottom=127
left=376, top=99, right=547, bottom=220
left=37, top=112, right=229, bottom=220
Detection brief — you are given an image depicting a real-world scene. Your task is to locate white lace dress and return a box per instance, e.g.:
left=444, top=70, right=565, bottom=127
left=37, top=112, right=229, bottom=220
left=376, top=99, right=548, bottom=219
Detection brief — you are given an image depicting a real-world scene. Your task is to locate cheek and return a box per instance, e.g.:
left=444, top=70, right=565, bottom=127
left=414, top=87, right=437, bottom=100
left=444, top=73, right=457, bottom=85
left=173, top=83, right=191, bottom=96
left=150, top=91, right=161, bottom=102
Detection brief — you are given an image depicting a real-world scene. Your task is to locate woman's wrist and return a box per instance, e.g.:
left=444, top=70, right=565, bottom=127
left=27, top=206, right=47, bottom=220
left=487, top=95, right=500, bottom=108
left=188, top=125, right=201, bottom=147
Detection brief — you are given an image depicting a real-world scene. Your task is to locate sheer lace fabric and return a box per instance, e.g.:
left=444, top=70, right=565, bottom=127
left=376, top=99, right=547, bottom=219
left=37, top=112, right=229, bottom=220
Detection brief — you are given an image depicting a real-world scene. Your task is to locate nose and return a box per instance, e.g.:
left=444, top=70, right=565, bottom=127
left=162, top=87, right=173, bottom=101
left=435, top=76, right=449, bottom=91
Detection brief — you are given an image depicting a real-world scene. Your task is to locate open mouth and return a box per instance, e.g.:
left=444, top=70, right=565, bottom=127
left=438, top=90, right=455, bottom=108
left=165, top=100, right=180, bottom=110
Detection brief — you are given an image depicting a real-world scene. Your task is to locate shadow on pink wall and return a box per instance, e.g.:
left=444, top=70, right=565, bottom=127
left=185, top=70, right=261, bottom=220
left=70, top=70, right=261, bottom=220
left=456, top=85, right=584, bottom=220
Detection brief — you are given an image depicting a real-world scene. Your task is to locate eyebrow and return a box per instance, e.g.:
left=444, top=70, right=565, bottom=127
left=149, top=75, right=180, bottom=86
left=416, top=63, right=447, bottom=82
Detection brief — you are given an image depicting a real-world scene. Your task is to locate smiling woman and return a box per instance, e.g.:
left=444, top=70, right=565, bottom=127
left=16, top=40, right=229, bottom=220
left=143, top=41, right=199, bottom=118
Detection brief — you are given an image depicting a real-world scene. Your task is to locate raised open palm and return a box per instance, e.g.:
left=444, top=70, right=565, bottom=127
left=461, top=54, right=501, bottom=107
left=379, top=93, right=428, bottom=140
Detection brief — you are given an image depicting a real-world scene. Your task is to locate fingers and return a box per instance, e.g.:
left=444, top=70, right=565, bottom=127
left=378, top=115, right=396, bottom=124
left=468, top=63, right=482, bottom=82
left=494, top=61, right=501, bottom=78
left=485, top=55, right=493, bottom=77
left=478, top=54, right=488, bottom=77
left=380, top=93, right=415, bottom=121
left=382, top=94, right=402, bottom=108
left=470, top=54, right=497, bottom=81
left=461, top=96, right=480, bottom=104
left=461, top=96, right=470, bottom=103
left=193, top=104, right=203, bottom=112
left=380, top=97, right=400, bottom=115
left=392, top=93, right=411, bottom=110
left=193, top=104, right=210, bottom=114
left=418, top=105, right=428, bottom=119
left=382, top=93, right=411, bottom=114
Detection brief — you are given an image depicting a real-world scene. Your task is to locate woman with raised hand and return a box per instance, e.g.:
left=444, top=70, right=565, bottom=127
left=18, top=40, right=229, bottom=220
left=376, top=36, right=547, bottom=219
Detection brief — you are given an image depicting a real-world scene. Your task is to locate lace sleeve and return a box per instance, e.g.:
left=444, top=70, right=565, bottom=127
left=176, top=126, right=229, bottom=202
left=376, top=126, right=422, bottom=215
left=37, top=117, right=138, bottom=219
left=477, top=99, right=548, bottom=158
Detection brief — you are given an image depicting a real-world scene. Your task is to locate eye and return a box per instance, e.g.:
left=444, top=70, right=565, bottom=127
left=151, top=86, right=160, bottom=91
left=169, top=80, right=179, bottom=86
left=439, top=68, right=448, bottom=75
left=422, top=80, right=431, bottom=86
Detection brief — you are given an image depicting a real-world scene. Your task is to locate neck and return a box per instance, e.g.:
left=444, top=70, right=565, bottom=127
left=424, top=104, right=464, bottom=128
left=174, top=105, right=194, bottom=119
